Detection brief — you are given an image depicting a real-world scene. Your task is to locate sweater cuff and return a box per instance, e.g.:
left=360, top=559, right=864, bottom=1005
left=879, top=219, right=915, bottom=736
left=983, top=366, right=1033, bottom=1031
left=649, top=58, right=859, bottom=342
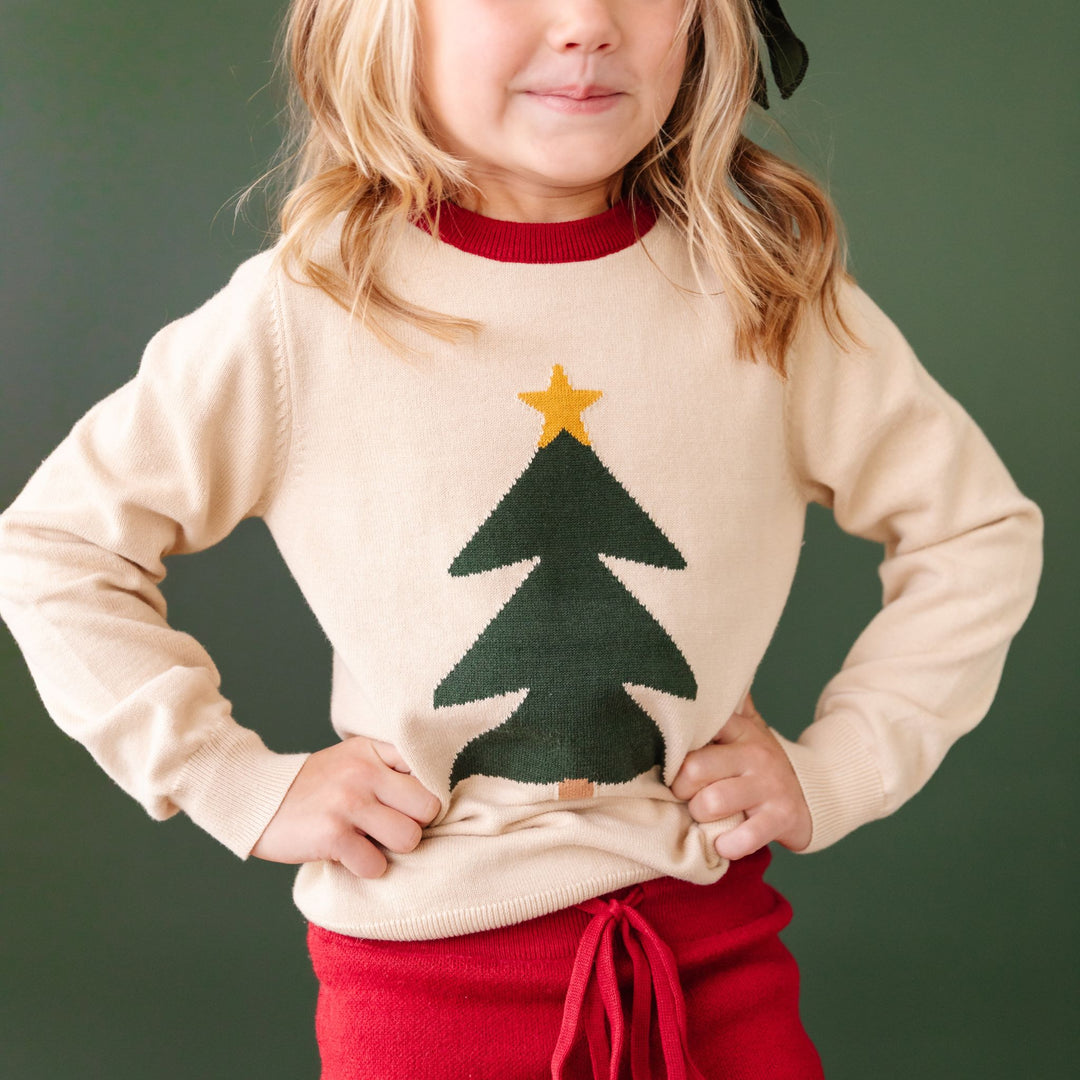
left=170, top=723, right=310, bottom=859
left=770, top=714, right=885, bottom=853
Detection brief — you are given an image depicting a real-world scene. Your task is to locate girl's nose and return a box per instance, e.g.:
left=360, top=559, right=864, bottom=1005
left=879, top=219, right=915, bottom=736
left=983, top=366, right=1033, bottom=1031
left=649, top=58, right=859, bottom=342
left=546, top=0, right=622, bottom=54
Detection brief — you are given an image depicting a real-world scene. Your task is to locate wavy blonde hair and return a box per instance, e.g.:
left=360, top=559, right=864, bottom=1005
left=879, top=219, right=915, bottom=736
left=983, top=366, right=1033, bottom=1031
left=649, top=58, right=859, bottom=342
left=266, top=0, right=856, bottom=374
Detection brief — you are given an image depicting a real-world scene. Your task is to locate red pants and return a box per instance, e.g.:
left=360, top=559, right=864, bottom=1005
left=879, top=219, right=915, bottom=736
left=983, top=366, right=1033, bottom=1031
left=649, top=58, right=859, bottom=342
left=307, top=847, right=823, bottom=1079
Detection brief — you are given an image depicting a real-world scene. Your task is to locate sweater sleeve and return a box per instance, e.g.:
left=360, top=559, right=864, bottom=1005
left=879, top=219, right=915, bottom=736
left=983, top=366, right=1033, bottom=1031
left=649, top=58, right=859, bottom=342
left=0, top=251, right=310, bottom=858
left=773, top=282, right=1043, bottom=853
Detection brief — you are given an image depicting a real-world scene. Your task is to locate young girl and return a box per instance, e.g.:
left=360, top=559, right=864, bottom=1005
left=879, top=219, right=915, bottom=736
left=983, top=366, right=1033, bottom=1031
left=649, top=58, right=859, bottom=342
left=0, top=1, right=1043, bottom=1077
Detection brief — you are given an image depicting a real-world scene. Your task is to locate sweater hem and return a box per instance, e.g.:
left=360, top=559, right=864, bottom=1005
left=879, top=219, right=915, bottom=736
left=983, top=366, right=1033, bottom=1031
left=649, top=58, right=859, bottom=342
left=297, top=865, right=686, bottom=941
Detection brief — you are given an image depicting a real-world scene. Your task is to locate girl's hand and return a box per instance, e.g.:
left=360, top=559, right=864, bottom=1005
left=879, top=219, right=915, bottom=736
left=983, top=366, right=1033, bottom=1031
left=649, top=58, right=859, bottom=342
left=670, top=693, right=812, bottom=860
left=251, top=737, right=443, bottom=879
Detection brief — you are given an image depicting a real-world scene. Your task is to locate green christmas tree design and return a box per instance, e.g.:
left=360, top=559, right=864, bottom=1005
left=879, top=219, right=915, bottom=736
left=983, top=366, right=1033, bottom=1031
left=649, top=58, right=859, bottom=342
left=435, top=365, right=697, bottom=799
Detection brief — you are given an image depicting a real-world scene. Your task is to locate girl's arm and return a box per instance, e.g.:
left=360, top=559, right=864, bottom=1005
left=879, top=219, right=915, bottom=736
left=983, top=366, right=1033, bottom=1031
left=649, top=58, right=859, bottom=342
left=0, top=251, right=310, bottom=859
left=676, top=282, right=1042, bottom=858
left=770, top=282, right=1043, bottom=853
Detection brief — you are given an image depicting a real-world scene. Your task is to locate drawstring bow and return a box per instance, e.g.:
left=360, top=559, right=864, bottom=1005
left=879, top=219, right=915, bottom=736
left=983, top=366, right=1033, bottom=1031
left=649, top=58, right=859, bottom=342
left=550, top=886, right=708, bottom=1080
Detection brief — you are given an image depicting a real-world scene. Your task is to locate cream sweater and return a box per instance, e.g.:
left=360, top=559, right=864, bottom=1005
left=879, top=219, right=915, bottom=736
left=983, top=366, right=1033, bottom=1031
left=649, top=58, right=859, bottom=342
left=0, top=203, right=1042, bottom=939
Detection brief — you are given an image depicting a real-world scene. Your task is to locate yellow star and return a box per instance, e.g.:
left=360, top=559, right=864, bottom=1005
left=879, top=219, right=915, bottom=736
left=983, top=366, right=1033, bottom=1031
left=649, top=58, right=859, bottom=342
left=518, top=365, right=603, bottom=448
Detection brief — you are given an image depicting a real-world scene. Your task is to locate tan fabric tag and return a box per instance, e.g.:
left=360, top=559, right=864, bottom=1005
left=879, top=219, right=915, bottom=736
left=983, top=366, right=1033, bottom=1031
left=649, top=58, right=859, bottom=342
left=558, top=779, right=595, bottom=800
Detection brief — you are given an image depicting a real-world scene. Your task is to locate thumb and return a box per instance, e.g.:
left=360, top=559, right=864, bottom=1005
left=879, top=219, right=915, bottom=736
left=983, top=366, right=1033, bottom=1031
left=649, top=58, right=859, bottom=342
left=335, top=829, right=389, bottom=880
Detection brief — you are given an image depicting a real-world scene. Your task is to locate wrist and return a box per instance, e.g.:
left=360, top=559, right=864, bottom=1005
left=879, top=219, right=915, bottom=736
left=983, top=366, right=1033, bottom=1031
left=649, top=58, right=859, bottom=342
left=171, top=723, right=311, bottom=858
left=769, top=716, right=885, bottom=853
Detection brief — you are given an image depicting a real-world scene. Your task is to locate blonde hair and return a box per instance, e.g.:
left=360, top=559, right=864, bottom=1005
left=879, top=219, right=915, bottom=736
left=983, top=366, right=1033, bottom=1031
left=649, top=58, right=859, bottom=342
left=266, top=0, right=856, bottom=374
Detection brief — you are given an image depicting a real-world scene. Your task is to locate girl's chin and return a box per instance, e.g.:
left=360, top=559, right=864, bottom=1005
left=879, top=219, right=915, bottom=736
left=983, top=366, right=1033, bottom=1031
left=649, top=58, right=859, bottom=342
left=512, top=148, right=639, bottom=191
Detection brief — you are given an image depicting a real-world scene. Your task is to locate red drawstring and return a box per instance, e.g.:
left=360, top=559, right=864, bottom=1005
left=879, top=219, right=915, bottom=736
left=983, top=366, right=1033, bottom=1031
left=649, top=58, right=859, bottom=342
left=550, top=887, right=708, bottom=1080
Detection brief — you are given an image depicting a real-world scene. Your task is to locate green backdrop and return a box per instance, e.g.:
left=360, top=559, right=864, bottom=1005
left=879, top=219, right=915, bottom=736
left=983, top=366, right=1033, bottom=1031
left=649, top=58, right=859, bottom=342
left=1, top=2, right=1075, bottom=1076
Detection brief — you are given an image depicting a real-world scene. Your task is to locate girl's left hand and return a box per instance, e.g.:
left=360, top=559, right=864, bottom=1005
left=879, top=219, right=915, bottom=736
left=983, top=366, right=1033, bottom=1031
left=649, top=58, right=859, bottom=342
left=670, top=693, right=812, bottom=859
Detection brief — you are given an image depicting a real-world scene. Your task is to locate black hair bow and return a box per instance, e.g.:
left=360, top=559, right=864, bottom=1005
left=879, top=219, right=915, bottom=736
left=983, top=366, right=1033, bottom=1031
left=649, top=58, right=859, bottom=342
left=750, top=0, right=809, bottom=108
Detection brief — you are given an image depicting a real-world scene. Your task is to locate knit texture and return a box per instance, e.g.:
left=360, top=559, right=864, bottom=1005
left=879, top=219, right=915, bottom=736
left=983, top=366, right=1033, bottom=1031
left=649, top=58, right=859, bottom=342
left=419, top=199, right=657, bottom=262
left=307, top=846, right=824, bottom=1079
left=0, top=204, right=1043, bottom=940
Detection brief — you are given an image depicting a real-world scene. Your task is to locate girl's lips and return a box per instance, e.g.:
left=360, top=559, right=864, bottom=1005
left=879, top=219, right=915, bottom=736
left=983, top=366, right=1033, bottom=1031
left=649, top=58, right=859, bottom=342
left=525, top=90, right=624, bottom=114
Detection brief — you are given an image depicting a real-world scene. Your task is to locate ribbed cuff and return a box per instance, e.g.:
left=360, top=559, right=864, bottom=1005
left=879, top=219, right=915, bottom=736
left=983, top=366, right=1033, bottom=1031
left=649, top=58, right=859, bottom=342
left=171, top=722, right=310, bottom=859
left=770, top=714, right=885, bottom=853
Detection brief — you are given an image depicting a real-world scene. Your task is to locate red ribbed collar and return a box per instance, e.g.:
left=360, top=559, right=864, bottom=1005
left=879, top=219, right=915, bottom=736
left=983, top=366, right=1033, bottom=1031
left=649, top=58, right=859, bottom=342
left=417, top=199, right=657, bottom=264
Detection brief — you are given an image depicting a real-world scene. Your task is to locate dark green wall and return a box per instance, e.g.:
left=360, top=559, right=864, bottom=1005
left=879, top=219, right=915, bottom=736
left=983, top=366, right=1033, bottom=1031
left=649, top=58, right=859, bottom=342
left=1, top=2, right=1075, bottom=1076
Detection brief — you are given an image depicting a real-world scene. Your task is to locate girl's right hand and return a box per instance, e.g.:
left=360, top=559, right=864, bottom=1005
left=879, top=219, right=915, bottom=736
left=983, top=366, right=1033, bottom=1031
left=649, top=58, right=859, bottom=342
left=251, top=737, right=443, bottom=879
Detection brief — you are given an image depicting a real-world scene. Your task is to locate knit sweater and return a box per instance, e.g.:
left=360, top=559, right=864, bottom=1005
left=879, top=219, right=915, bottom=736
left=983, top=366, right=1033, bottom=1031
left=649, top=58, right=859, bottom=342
left=0, top=202, right=1042, bottom=940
